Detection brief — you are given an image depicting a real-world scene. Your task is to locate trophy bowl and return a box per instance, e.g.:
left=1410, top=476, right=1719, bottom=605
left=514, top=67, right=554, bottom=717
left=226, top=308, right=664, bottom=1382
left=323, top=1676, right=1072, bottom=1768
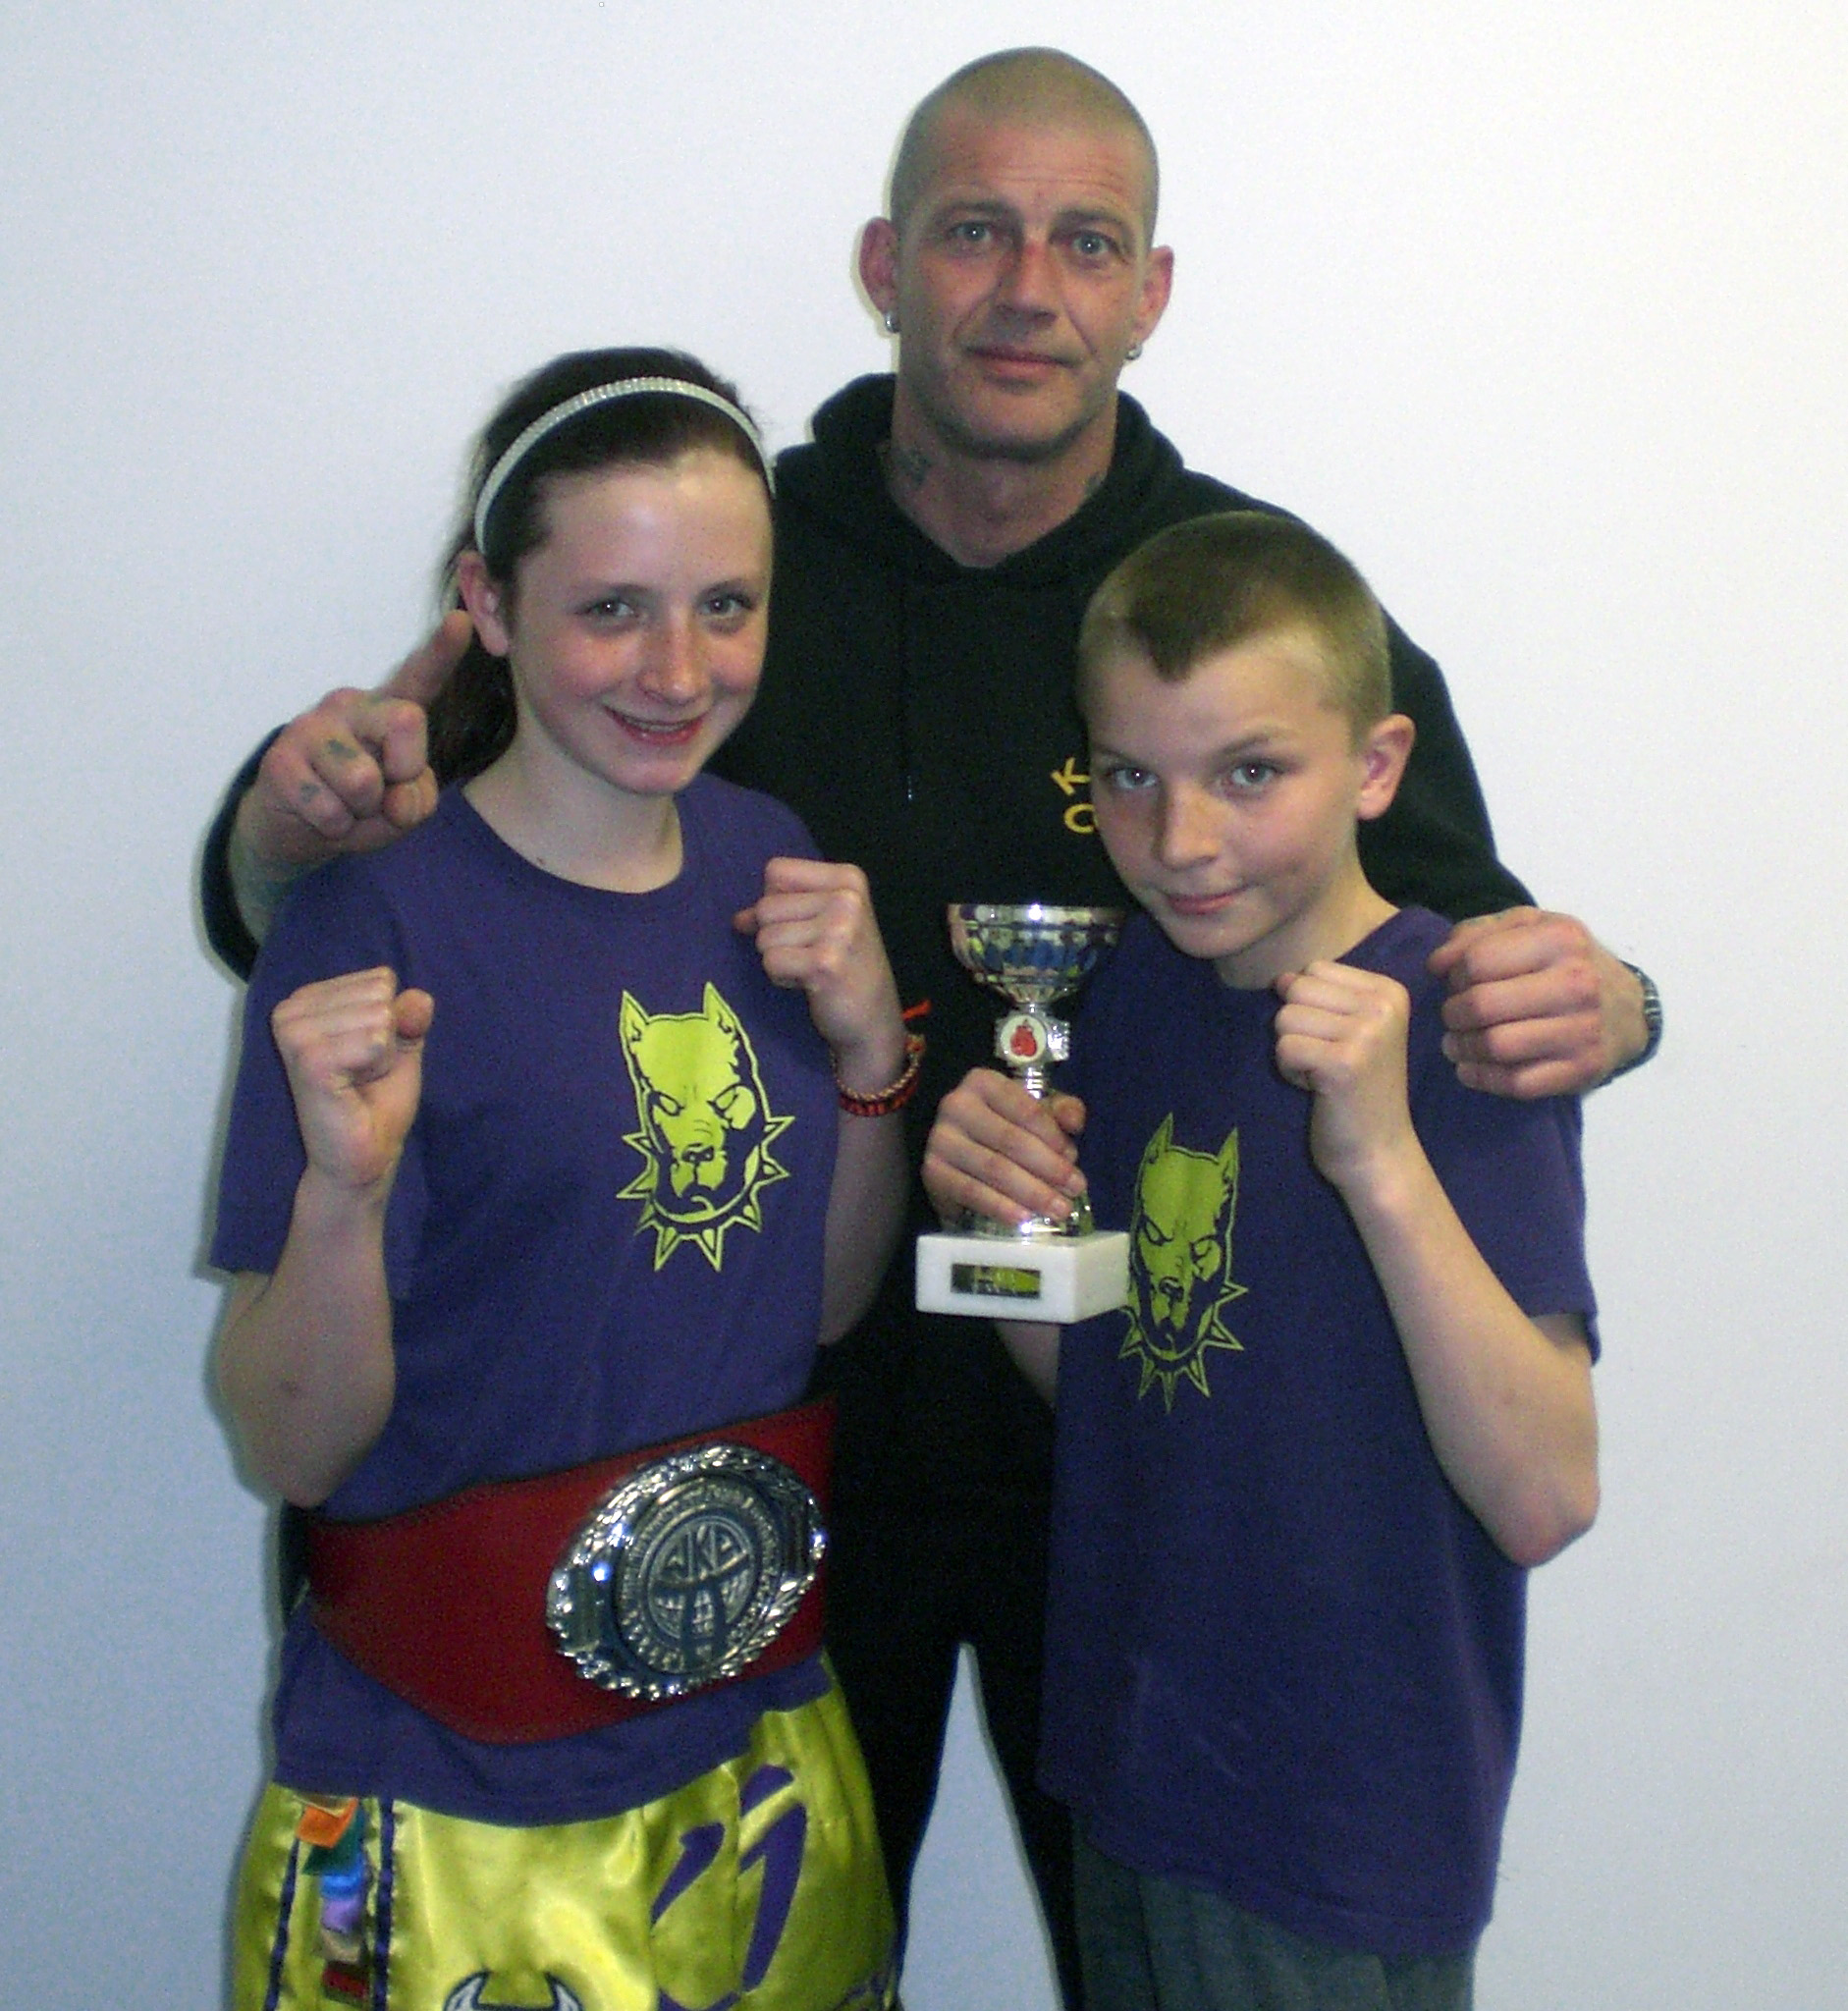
left=947, top=903, right=1125, bottom=1010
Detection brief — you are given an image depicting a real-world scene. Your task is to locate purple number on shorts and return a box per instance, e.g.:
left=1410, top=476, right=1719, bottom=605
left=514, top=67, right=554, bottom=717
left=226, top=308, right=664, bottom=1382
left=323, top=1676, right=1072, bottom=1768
left=656, top=1766, right=807, bottom=2011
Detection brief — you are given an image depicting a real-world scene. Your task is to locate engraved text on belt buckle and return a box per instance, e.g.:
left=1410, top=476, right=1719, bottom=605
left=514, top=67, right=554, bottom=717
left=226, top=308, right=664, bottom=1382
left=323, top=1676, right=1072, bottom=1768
left=545, top=1442, right=825, bottom=1702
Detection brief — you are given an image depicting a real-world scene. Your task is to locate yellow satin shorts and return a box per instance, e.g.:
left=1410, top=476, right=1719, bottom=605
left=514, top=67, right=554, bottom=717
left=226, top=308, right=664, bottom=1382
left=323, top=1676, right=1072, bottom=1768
left=229, top=1677, right=896, bottom=2010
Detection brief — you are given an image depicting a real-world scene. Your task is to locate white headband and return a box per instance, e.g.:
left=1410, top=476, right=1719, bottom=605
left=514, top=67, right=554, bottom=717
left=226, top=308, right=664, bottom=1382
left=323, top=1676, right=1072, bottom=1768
left=472, top=375, right=774, bottom=552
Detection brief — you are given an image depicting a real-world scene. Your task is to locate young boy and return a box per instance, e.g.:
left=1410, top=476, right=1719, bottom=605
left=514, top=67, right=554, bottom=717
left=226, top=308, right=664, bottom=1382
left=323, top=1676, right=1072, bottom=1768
left=923, top=512, right=1599, bottom=2009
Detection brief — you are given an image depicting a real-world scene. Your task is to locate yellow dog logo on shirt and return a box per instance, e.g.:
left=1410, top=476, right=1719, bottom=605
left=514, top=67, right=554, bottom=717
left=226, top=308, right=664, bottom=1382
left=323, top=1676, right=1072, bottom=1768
left=619, top=984, right=792, bottom=1270
left=1121, top=1114, right=1248, bottom=1408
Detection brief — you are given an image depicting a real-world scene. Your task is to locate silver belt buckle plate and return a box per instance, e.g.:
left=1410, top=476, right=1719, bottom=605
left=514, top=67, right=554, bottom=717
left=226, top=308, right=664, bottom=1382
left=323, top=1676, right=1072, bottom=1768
left=545, top=1441, right=825, bottom=1702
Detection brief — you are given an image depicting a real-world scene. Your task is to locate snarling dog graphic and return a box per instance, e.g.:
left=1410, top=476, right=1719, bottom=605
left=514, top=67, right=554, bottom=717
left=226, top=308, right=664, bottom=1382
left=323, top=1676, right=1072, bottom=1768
left=619, top=984, right=792, bottom=1270
left=1121, top=1114, right=1248, bottom=1407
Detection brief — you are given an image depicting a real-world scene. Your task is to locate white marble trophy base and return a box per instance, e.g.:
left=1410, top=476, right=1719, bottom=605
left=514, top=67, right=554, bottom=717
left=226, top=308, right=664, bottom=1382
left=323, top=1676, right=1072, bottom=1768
left=915, top=1228, right=1130, bottom=1325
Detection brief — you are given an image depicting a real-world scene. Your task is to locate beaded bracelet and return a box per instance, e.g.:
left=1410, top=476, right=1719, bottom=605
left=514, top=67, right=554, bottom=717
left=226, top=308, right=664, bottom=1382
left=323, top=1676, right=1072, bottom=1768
left=837, top=1032, right=925, bottom=1116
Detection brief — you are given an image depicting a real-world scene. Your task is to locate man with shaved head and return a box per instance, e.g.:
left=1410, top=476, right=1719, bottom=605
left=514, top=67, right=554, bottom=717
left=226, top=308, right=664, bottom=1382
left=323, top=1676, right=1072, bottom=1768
left=202, top=46, right=1657, bottom=2005
left=889, top=48, right=1161, bottom=245
left=863, top=48, right=1170, bottom=551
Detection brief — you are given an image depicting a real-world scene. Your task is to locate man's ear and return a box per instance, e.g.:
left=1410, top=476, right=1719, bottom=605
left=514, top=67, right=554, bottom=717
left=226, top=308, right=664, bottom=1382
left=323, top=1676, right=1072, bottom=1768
left=455, top=551, right=513, bottom=659
left=1356, top=713, right=1416, bottom=821
left=858, top=217, right=900, bottom=321
left=1134, top=245, right=1175, bottom=349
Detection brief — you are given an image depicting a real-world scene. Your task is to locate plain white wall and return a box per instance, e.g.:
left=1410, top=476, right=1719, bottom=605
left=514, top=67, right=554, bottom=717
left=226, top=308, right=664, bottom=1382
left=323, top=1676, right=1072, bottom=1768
left=3, top=4, right=1843, bottom=2005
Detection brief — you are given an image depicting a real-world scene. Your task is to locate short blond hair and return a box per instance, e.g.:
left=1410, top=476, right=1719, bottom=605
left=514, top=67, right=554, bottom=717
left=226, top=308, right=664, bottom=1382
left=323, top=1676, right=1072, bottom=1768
left=1077, top=513, right=1391, bottom=743
left=890, top=48, right=1159, bottom=244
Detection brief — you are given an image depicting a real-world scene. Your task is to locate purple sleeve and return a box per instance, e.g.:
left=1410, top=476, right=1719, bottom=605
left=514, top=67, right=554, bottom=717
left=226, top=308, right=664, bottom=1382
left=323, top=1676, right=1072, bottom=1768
left=1413, top=1056, right=1599, bottom=1356
left=208, top=865, right=424, bottom=1285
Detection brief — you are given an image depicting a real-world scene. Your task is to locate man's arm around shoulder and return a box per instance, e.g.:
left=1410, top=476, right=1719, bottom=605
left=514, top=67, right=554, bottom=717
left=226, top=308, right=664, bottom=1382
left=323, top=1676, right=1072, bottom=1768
left=199, top=614, right=469, bottom=976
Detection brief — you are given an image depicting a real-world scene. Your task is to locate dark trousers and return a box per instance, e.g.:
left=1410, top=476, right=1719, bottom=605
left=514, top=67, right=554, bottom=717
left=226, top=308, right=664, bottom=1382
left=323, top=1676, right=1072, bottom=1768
left=823, top=1495, right=1085, bottom=2010
left=1072, top=1834, right=1476, bottom=2011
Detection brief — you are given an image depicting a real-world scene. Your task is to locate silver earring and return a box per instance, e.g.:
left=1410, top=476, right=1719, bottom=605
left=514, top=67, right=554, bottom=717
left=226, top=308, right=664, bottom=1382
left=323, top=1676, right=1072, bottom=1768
left=884, top=309, right=900, bottom=335
left=1125, top=341, right=1143, bottom=361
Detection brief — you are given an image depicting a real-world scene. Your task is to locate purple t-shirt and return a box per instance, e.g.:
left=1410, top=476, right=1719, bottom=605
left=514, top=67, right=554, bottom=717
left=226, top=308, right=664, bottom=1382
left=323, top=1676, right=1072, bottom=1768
left=212, top=778, right=839, bottom=1822
left=1042, top=906, right=1597, bottom=1956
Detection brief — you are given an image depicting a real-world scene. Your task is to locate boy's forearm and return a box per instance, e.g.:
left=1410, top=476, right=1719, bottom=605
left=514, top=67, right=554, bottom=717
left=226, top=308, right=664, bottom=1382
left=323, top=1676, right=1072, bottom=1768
left=998, top=1320, right=1060, bottom=1406
left=1338, top=1145, right=1599, bottom=1567
left=215, top=1170, right=397, bottom=1506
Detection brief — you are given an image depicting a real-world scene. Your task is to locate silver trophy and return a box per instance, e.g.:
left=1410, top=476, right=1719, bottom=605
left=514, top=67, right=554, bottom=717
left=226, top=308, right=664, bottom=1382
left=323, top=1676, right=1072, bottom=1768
left=916, top=903, right=1131, bottom=1325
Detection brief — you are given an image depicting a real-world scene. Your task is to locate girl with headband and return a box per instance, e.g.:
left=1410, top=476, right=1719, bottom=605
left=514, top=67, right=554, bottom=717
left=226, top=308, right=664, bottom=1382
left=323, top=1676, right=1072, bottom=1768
left=210, top=347, right=908, bottom=2009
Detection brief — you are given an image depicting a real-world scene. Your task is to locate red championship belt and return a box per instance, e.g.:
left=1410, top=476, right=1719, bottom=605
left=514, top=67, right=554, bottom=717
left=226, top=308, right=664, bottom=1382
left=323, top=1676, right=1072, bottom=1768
left=307, top=1398, right=833, bottom=1744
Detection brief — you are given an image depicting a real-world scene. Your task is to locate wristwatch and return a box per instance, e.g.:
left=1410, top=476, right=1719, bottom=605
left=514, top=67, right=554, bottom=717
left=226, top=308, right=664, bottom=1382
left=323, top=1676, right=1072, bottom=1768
left=1608, top=963, right=1662, bottom=1078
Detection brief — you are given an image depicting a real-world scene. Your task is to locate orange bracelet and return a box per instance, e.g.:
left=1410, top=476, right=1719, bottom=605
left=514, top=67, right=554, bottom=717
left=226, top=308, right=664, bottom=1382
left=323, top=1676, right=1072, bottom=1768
left=837, top=1032, right=925, bottom=1116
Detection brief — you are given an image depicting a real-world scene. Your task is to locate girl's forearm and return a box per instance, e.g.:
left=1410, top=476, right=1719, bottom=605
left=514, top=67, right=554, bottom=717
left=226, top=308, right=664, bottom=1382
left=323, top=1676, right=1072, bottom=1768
left=818, top=1110, right=908, bottom=1344
left=215, top=1169, right=397, bottom=1506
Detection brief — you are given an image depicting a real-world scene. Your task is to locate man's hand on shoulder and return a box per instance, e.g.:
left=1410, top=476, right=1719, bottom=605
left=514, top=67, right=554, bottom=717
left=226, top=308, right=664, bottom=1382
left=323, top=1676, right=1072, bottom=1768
left=1429, top=906, right=1652, bottom=1099
left=229, top=612, right=471, bottom=939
